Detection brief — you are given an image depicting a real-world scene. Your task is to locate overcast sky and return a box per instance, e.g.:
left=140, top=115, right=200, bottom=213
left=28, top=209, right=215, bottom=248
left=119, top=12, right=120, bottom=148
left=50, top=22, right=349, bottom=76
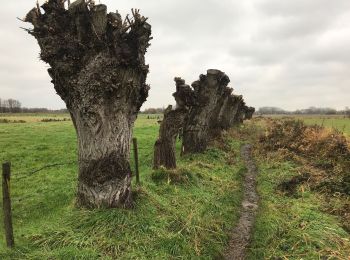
left=0, top=0, right=349, bottom=110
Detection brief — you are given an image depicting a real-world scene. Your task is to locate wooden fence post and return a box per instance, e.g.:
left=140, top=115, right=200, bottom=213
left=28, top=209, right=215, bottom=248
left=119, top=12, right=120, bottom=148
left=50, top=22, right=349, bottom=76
left=2, top=162, right=14, bottom=248
left=132, top=138, right=140, bottom=185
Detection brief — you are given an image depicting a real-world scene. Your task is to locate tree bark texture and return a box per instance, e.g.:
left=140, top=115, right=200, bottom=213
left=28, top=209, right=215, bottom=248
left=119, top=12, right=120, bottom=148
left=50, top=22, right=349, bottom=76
left=153, top=78, right=195, bottom=169
left=24, top=0, right=152, bottom=208
left=232, top=100, right=247, bottom=125
left=209, top=87, right=233, bottom=131
left=217, top=95, right=244, bottom=130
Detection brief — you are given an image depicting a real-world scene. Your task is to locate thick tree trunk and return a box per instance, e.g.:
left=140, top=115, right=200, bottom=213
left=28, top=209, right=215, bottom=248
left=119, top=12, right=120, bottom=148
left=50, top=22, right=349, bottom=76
left=220, top=95, right=244, bottom=129
left=153, top=108, right=188, bottom=169
left=154, top=140, right=176, bottom=169
left=153, top=78, right=194, bottom=169
left=232, top=99, right=246, bottom=125
left=182, top=69, right=230, bottom=154
left=209, top=87, right=233, bottom=132
left=244, top=106, right=255, bottom=120
left=73, top=108, right=135, bottom=208
left=24, top=0, right=152, bottom=208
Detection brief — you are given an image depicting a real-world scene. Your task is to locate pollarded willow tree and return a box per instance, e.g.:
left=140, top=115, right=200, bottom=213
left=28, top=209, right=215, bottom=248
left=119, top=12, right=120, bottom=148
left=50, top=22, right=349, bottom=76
left=24, top=0, right=152, bottom=208
left=182, top=69, right=230, bottom=154
left=233, top=100, right=247, bottom=125
left=220, top=95, right=244, bottom=129
left=153, top=78, right=195, bottom=169
left=153, top=69, right=255, bottom=168
left=244, top=106, right=255, bottom=120
left=209, top=87, right=233, bottom=132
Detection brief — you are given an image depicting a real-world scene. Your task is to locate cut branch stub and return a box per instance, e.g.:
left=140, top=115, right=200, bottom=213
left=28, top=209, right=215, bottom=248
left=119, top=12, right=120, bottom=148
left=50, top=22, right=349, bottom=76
left=173, top=77, right=196, bottom=109
left=153, top=78, right=194, bottom=169
left=24, top=0, right=152, bottom=208
left=182, top=69, right=230, bottom=154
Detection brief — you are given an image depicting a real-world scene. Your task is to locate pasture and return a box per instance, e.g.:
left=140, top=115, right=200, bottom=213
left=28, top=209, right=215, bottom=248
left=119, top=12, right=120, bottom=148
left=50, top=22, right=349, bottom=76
left=0, top=113, right=349, bottom=259
left=0, top=114, right=244, bottom=259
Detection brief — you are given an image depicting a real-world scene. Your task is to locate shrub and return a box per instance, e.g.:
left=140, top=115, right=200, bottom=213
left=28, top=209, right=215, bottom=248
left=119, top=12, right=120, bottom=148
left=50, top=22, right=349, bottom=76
left=0, top=119, right=26, bottom=123
left=41, top=118, right=70, bottom=122
left=261, top=119, right=350, bottom=195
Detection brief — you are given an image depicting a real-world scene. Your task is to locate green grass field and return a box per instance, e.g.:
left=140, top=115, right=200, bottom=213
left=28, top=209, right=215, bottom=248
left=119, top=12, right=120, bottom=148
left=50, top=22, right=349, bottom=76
left=0, top=114, right=349, bottom=259
left=248, top=157, right=350, bottom=259
left=0, top=113, right=71, bottom=123
left=302, top=117, right=350, bottom=136
left=0, top=114, right=244, bottom=259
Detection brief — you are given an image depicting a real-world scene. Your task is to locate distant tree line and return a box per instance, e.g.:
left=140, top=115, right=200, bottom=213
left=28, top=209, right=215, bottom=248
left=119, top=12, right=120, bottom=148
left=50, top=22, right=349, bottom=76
left=0, top=98, right=22, bottom=113
left=141, top=107, right=165, bottom=114
left=0, top=98, right=67, bottom=113
left=1, top=99, right=349, bottom=117
left=257, top=106, right=350, bottom=116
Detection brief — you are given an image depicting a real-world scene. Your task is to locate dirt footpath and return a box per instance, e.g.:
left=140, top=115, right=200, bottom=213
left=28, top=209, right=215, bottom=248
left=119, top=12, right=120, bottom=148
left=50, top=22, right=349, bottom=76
left=224, top=144, right=259, bottom=260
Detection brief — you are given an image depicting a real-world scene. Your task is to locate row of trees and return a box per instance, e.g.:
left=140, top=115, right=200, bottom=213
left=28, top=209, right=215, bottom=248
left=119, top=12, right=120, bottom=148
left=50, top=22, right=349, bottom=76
left=0, top=98, right=69, bottom=113
left=3, top=100, right=346, bottom=117
left=153, top=70, right=254, bottom=169
left=0, top=98, right=22, bottom=113
left=23, top=1, right=248, bottom=209
left=20, top=0, right=347, bottom=210
left=257, top=106, right=350, bottom=115
left=141, top=107, right=164, bottom=114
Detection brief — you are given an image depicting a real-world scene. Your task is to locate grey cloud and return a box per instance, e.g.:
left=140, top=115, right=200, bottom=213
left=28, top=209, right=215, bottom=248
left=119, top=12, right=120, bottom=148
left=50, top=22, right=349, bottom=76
left=0, top=0, right=349, bottom=110
left=256, top=0, right=350, bottom=40
left=258, top=0, right=350, bottom=18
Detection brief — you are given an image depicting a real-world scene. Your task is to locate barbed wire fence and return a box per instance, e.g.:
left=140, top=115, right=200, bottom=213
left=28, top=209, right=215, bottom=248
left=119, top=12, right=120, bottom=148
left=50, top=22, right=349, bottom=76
left=9, top=138, right=154, bottom=183
left=1, top=137, right=158, bottom=247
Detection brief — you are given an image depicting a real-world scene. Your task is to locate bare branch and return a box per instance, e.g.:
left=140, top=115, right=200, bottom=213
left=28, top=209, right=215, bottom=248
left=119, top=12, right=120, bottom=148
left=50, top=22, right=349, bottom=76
left=19, top=27, right=33, bottom=33
left=16, top=17, right=25, bottom=22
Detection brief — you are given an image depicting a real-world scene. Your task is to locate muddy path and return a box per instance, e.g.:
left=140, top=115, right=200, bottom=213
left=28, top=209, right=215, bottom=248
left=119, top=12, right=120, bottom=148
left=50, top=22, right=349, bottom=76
left=224, top=144, right=259, bottom=260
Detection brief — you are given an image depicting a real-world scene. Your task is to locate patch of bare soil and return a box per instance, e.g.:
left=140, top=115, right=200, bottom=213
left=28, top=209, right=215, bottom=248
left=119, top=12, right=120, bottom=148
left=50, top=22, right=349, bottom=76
left=224, top=144, right=259, bottom=260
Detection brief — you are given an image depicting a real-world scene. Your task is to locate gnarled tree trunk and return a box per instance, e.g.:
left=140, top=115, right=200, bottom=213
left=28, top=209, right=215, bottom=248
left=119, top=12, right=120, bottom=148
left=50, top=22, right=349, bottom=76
left=209, top=87, right=233, bottom=132
left=220, top=95, right=244, bottom=129
left=153, top=106, right=186, bottom=169
left=24, top=0, right=152, bottom=208
left=244, top=106, right=255, bottom=120
left=232, top=99, right=246, bottom=126
left=153, top=78, right=194, bottom=169
left=182, top=69, right=230, bottom=154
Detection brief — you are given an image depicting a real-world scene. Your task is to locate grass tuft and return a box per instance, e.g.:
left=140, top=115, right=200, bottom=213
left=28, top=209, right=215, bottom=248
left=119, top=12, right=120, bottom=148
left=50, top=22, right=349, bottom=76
left=151, top=166, right=198, bottom=185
